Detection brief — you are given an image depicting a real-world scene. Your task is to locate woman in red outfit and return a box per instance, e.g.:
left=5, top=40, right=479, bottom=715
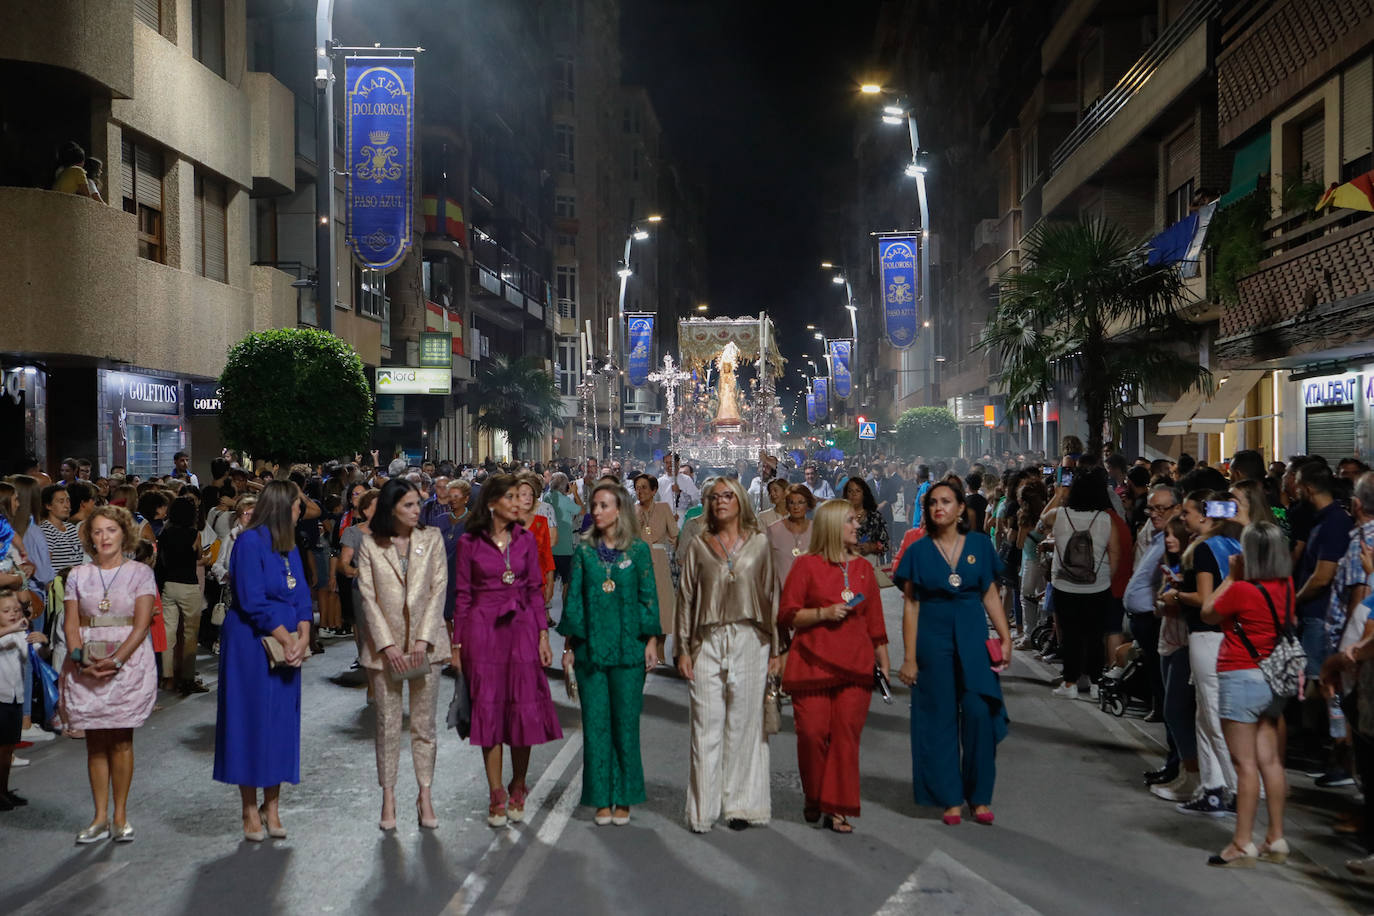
left=778, top=498, right=890, bottom=833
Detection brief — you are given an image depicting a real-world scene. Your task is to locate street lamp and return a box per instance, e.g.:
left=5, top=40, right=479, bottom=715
left=831, top=274, right=845, bottom=285
left=696, top=303, right=709, bottom=312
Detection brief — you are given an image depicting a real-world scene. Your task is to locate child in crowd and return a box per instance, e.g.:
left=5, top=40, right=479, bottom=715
left=0, top=587, right=44, bottom=810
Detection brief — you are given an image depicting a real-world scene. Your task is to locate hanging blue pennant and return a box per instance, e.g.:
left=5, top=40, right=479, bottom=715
left=878, top=237, right=919, bottom=349
left=829, top=340, right=852, bottom=399
left=813, top=377, right=829, bottom=419
left=346, top=57, right=416, bottom=270
left=626, top=314, right=653, bottom=387
left=805, top=389, right=817, bottom=425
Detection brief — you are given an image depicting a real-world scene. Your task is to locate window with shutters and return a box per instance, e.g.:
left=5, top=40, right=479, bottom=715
left=1078, top=32, right=1104, bottom=114
left=134, top=0, right=160, bottom=32
left=121, top=138, right=164, bottom=264
left=1342, top=56, right=1372, bottom=182
left=194, top=171, right=228, bottom=282
left=1298, top=113, right=1325, bottom=184
left=191, top=0, right=227, bottom=78
left=554, top=123, right=575, bottom=174
left=1019, top=124, right=1038, bottom=196
left=1164, top=127, right=1198, bottom=224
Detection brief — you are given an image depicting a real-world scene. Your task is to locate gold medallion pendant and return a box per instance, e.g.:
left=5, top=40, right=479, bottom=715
left=501, top=570, right=516, bottom=585
left=602, top=579, right=616, bottom=594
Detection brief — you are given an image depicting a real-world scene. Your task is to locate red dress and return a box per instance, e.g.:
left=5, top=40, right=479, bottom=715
left=529, top=515, right=555, bottom=580
left=779, top=554, right=889, bottom=816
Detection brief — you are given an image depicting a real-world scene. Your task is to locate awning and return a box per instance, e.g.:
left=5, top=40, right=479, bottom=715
left=1218, top=132, right=1271, bottom=209
left=1157, top=384, right=1209, bottom=435
left=1187, top=369, right=1267, bottom=433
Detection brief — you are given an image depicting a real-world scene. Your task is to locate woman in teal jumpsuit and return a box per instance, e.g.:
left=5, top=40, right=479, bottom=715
left=895, top=481, right=1013, bottom=825
left=557, top=482, right=660, bottom=825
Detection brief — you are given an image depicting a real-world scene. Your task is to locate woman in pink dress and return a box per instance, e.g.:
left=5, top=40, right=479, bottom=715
left=61, top=506, right=158, bottom=844
left=452, top=474, right=562, bottom=828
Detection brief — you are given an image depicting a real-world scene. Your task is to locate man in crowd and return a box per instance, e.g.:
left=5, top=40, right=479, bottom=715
left=658, top=453, right=700, bottom=524
left=39, top=484, right=86, bottom=571
left=573, top=457, right=599, bottom=508
left=802, top=464, right=835, bottom=500
left=870, top=462, right=901, bottom=544
left=1124, top=485, right=1182, bottom=741
left=172, top=450, right=199, bottom=487
left=747, top=453, right=778, bottom=512
left=57, top=458, right=78, bottom=486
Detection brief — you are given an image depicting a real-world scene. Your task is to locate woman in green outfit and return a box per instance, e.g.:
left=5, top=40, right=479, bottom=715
left=557, top=482, right=661, bottom=825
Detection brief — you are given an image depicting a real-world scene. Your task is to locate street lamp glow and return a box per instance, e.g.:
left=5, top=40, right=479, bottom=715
left=646, top=214, right=664, bottom=223
left=617, top=265, right=633, bottom=279
left=882, top=114, right=903, bottom=125
left=860, top=83, right=883, bottom=94
left=934, top=355, right=947, bottom=362
left=844, top=304, right=857, bottom=313
left=632, top=229, right=649, bottom=241
left=883, top=104, right=905, bottom=116
left=696, top=303, right=709, bottom=312
left=905, top=161, right=928, bottom=177
left=820, top=261, right=834, bottom=269
left=831, top=274, right=845, bottom=284
left=923, top=320, right=931, bottom=327
left=806, top=324, right=816, bottom=330
left=813, top=332, right=824, bottom=341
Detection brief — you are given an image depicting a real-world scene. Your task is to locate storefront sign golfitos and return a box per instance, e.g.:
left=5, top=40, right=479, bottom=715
left=345, top=56, right=415, bottom=271
left=106, top=370, right=179, bottom=416
left=187, top=382, right=223, bottom=416
left=828, top=339, right=852, bottom=399
left=878, top=236, right=919, bottom=350
left=627, top=314, right=654, bottom=387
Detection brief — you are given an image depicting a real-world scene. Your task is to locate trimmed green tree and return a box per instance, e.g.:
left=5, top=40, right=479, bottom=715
left=896, top=406, right=959, bottom=457
left=469, top=356, right=563, bottom=457
left=830, top=426, right=859, bottom=455
left=980, top=219, right=1211, bottom=456
left=219, top=328, right=373, bottom=464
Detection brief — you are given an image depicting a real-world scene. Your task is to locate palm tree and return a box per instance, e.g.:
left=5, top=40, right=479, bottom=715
left=469, top=355, right=564, bottom=457
left=979, top=219, right=1211, bottom=456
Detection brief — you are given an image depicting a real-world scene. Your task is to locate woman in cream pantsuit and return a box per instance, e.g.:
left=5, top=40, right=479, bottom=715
left=676, top=476, right=781, bottom=833
left=633, top=474, right=678, bottom=662
left=356, top=478, right=451, bottom=831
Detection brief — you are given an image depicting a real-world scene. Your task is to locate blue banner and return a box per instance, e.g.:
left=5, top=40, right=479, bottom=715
left=626, top=314, right=653, bottom=387
left=879, top=237, right=919, bottom=349
left=813, top=377, right=829, bottom=419
left=828, top=339, right=852, bottom=399
left=346, top=57, right=415, bottom=271
left=805, top=389, right=817, bottom=425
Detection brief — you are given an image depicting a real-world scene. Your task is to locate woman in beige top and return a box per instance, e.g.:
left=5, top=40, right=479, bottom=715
left=757, top=478, right=789, bottom=528
left=355, top=478, right=451, bottom=831
left=767, top=483, right=816, bottom=591
left=634, top=474, right=678, bottom=661
left=676, top=477, right=780, bottom=832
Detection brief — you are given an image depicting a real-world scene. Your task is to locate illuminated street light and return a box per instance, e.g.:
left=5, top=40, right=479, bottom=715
left=860, top=83, right=883, bottom=94
left=883, top=104, right=905, bottom=116
left=882, top=114, right=903, bottom=125
left=617, top=261, right=633, bottom=279
left=696, top=303, right=709, bottom=312
left=820, top=261, right=834, bottom=269
left=647, top=214, right=663, bottom=222
left=831, top=274, right=845, bottom=285
left=632, top=228, right=649, bottom=241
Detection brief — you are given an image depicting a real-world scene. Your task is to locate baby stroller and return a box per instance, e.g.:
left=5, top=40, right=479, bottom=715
left=1097, top=644, right=1153, bottom=718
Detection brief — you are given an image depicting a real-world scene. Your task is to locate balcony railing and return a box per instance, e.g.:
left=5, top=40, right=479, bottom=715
left=1049, top=0, right=1220, bottom=174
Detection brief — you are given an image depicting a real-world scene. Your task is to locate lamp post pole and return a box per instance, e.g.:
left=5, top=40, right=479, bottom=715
left=314, top=0, right=336, bottom=332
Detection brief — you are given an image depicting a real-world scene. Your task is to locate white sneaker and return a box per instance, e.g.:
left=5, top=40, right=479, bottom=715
left=1151, top=772, right=1199, bottom=802
left=10, top=756, right=29, bottom=768
left=20, top=726, right=54, bottom=742
left=1051, top=683, right=1077, bottom=698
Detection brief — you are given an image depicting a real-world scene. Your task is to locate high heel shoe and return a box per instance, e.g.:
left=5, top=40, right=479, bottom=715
left=259, top=804, right=286, bottom=839
left=941, top=813, right=962, bottom=826
left=973, top=810, right=995, bottom=826
left=1207, top=842, right=1258, bottom=868
left=1258, top=837, right=1289, bottom=864
left=487, top=788, right=508, bottom=828
left=417, top=797, right=438, bottom=830
left=507, top=780, right=528, bottom=823
left=242, top=821, right=266, bottom=843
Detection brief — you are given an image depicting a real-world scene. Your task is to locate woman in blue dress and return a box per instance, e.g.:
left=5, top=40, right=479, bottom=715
left=895, top=480, right=1013, bottom=826
left=213, top=480, right=313, bottom=842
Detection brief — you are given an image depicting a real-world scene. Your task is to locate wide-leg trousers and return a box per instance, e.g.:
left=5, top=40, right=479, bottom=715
left=366, top=667, right=439, bottom=789
left=1189, top=632, right=1236, bottom=793
left=686, top=622, right=771, bottom=831
left=577, top=662, right=647, bottom=808
left=913, top=627, right=997, bottom=808
left=792, top=684, right=871, bottom=817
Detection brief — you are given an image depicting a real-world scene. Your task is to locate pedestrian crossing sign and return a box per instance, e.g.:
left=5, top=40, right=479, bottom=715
left=858, top=420, right=878, bottom=440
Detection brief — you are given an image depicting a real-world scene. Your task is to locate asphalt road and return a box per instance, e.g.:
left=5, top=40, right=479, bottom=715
left=4, top=587, right=1374, bottom=915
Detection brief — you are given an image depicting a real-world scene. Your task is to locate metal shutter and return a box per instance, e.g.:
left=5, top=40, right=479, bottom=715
left=1299, top=115, right=1325, bottom=181
left=134, top=0, right=159, bottom=31
left=135, top=145, right=161, bottom=209
left=1166, top=128, right=1199, bottom=193
left=120, top=139, right=135, bottom=205
left=1306, top=406, right=1354, bottom=460
left=1344, top=56, right=1372, bottom=165
left=203, top=176, right=227, bottom=282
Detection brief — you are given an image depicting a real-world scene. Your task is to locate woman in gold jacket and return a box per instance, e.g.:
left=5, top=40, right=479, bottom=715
left=356, top=478, right=451, bottom=831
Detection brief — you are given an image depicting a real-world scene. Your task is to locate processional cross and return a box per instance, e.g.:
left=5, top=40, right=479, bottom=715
left=648, top=354, right=692, bottom=459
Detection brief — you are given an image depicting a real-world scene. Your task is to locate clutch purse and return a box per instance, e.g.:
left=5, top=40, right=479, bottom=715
left=986, top=637, right=1008, bottom=672
left=261, top=637, right=313, bottom=670
left=388, top=660, right=431, bottom=683
left=874, top=664, right=894, bottom=704
left=83, top=639, right=122, bottom=663
left=763, top=674, right=783, bottom=735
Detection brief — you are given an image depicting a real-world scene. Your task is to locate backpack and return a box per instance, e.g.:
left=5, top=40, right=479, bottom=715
left=1233, top=581, right=1305, bottom=699
left=1058, top=511, right=1104, bottom=585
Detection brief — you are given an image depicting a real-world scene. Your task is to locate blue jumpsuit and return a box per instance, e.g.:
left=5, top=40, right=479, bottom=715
left=894, top=533, right=1009, bottom=808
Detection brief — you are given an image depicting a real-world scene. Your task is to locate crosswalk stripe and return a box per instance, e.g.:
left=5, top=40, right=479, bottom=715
left=875, top=849, right=1042, bottom=916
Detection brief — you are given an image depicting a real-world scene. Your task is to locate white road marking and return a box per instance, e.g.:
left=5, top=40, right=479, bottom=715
left=13, top=861, right=130, bottom=916
left=485, top=764, right=585, bottom=915
left=875, top=849, right=1042, bottom=916
left=443, top=730, right=584, bottom=915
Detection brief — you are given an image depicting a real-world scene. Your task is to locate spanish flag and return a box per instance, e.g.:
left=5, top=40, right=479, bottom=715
left=422, top=195, right=468, bottom=247
left=1315, top=170, right=1374, bottom=212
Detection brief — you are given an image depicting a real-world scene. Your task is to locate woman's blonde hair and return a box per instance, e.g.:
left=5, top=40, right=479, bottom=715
left=807, top=498, right=854, bottom=564
left=583, top=482, right=640, bottom=550
left=78, top=505, right=139, bottom=557
left=704, top=476, right=759, bottom=535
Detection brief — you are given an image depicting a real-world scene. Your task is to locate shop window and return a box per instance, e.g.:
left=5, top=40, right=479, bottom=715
left=194, top=170, right=228, bottom=283
left=125, top=424, right=186, bottom=480
left=121, top=138, right=164, bottom=264
left=192, top=0, right=227, bottom=79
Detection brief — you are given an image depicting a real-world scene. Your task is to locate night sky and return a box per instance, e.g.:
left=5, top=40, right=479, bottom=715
left=621, top=0, right=885, bottom=416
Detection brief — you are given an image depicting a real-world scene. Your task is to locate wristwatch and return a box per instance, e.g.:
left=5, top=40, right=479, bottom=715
left=69, top=647, right=85, bottom=665
left=112, top=657, right=124, bottom=671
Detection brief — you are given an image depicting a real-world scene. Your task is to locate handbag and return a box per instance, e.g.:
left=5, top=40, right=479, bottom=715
left=83, top=639, right=123, bottom=663
left=446, top=671, right=472, bottom=739
left=763, top=674, right=783, bottom=735
left=1233, top=583, right=1305, bottom=699
left=874, top=664, right=894, bottom=704
left=29, top=645, right=60, bottom=728
left=211, top=602, right=227, bottom=626
left=388, top=660, right=431, bottom=684
left=261, top=637, right=313, bottom=670
left=986, top=637, right=1008, bottom=672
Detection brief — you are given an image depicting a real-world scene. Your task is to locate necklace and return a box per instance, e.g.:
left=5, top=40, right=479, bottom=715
left=596, top=541, right=620, bottom=593
left=713, top=531, right=747, bottom=582
left=641, top=502, right=655, bottom=539
left=494, top=528, right=515, bottom=584
left=789, top=521, right=807, bottom=557
left=933, top=533, right=964, bottom=588
left=838, top=557, right=854, bottom=603
left=283, top=555, right=297, bottom=590
left=96, top=560, right=126, bottom=612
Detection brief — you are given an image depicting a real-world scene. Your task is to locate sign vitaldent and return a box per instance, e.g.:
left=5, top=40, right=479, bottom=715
left=376, top=367, right=451, bottom=395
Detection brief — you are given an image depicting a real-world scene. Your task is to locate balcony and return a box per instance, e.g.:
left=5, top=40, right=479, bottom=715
left=471, top=230, right=546, bottom=325
left=1042, top=0, right=1218, bottom=216
left=0, top=0, right=134, bottom=98
left=246, top=73, right=295, bottom=197
left=983, top=210, right=1023, bottom=285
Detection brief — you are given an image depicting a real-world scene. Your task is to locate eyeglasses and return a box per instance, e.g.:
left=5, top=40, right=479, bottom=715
left=709, top=492, right=737, bottom=502
left=1145, top=504, right=1177, bottom=515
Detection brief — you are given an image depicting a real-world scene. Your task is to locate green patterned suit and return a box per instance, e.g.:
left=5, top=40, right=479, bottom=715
left=557, top=538, right=661, bottom=808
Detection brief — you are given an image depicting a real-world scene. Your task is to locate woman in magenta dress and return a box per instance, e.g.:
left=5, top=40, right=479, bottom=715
left=452, top=474, right=562, bottom=828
